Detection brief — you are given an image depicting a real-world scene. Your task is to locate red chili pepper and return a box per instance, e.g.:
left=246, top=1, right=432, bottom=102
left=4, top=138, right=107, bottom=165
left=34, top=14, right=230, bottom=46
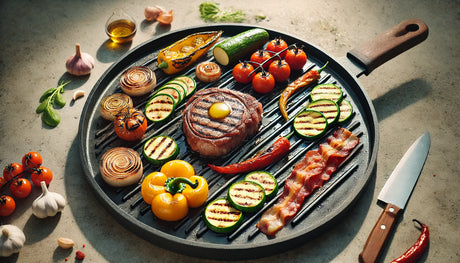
left=278, top=62, right=328, bottom=121
left=391, top=219, right=429, bottom=263
left=208, top=136, right=291, bottom=174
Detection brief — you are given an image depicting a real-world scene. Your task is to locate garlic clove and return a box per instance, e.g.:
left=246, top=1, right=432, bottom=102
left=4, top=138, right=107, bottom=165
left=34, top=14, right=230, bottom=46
left=57, top=237, right=75, bottom=249
left=72, top=90, right=85, bottom=101
left=144, top=6, right=162, bottom=21
left=66, top=43, right=95, bottom=76
left=157, top=9, right=173, bottom=25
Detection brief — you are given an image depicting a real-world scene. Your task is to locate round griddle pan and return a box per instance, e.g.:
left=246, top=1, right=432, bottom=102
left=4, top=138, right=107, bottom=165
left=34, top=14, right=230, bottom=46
left=78, top=20, right=427, bottom=260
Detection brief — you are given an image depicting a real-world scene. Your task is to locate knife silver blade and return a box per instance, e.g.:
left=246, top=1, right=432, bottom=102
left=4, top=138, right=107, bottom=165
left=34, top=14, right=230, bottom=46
left=359, top=132, right=430, bottom=263
left=378, top=132, right=431, bottom=209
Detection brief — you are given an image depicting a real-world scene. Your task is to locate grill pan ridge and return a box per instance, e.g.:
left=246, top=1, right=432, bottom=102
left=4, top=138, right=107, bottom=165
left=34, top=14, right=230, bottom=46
left=78, top=24, right=379, bottom=260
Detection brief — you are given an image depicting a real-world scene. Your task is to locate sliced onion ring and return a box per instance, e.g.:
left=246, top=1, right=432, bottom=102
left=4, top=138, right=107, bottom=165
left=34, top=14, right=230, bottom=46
left=100, top=93, right=133, bottom=121
left=195, top=62, right=222, bottom=83
left=99, top=147, right=143, bottom=187
left=120, top=66, right=157, bottom=96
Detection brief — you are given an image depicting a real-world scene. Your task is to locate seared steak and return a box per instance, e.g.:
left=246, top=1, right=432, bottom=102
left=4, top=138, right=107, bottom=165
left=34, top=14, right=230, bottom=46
left=182, top=88, right=263, bottom=157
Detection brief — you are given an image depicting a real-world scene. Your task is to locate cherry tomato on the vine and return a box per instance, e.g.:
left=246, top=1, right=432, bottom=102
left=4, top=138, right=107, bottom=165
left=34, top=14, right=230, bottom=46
left=266, top=38, right=288, bottom=58
left=3, top=163, right=24, bottom=181
left=250, top=50, right=272, bottom=69
left=252, top=71, right=275, bottom=94
left=22, top=151, right=43, bottom=170
left=232, top=61, right=255, bottom=84
left=268, top=59, right=291, bottom=82
left=114, top=107, right=147, bottom=141
left=10, top=178, right=32, bottom=198
left=0, top=195, right=16, bottom=217
left=0, top=177, right=6, bottom=188
left=30, top=167, right=53, bottom=187
left=285, top=47, right=307, bottom=70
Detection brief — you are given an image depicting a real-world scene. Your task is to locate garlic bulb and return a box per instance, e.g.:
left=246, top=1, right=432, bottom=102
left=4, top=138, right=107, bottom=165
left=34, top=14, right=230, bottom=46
left=32, top=181, right=66, bottom=219
left=66, top=43, right=95, bottom=76
left=0, top=225, right=26, bottom=257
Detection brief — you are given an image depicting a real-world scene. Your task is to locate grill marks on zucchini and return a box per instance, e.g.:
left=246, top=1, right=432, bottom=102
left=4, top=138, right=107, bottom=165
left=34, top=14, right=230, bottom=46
left=244, top=171, right=278, bottom=199
left=338, top=99, right=353, bottom=123
left=145, top=94, right=175, bottom=122
left=293, top=110, right=328, bottom=139
left=310, top=84, right=343, bottom=102
left=228, top=181, right=266, bottom=213
left=204, top=199, right=243, bottom=233
left=143, top=136, right=179, bottom=165
left=306, top=99, right=339, bottom=125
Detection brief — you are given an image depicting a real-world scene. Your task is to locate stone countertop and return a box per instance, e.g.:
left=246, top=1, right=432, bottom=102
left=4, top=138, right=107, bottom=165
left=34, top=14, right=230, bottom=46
left=0, top=0, right=458, bottom=262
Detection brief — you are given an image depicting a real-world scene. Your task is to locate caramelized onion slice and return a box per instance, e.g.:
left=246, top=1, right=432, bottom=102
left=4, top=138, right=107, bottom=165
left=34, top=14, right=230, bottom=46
left=195, top=62, right=221, bottom=83
left=100, top=93, right=133, bottom=121
left=99, top=147, right=143, bottom=187
left=120, top=66, right=157, bottom=96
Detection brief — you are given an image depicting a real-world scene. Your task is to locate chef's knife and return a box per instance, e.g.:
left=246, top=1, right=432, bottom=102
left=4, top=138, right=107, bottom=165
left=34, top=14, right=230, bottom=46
left=359, top=132, right=430, bottom=263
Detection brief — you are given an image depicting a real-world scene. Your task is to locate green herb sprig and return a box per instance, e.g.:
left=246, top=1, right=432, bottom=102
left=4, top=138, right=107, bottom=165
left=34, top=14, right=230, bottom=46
left=36, top=80, right=71, bottom=127
left=199, top=2, right=246, bottom=23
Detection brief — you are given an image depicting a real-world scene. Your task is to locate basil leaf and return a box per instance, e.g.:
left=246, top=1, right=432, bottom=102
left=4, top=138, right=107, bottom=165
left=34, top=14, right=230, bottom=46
left=55, top=92, right=66, bottom=107
left=36, top=99, right=49, bottom=113
left=43, top=106, right=61, bottom=127
left=39, top=88, right=56, bottom=102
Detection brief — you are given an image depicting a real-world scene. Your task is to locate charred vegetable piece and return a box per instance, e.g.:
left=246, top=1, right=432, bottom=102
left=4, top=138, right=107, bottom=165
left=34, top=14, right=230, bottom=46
left=244, top=171, right=278, bottom=200
left=155, top=86, right=182, bottom=106
left=143, top=135, right=179, bottom=165
left=279, top=62, right=328, bottom=121
left=293, top=109, right=328, bottom=139
left=306, top=99, right=340, bottom=125
left=203, top=198, right=243, bottom=234
left=208, top=136, right=291, bottom=174
left=213, top=28, right=269, bottom=66
left=310, top=83, right=343, bottom=102
left=228, top=180, right=266, bottom=213
left=174, top=75, right=196, bottom=97
left=338, top=99, right=353, bottom=123
left=145, top=94, right=175, bottom=122
left=157, top=31, right=222, bottom=74
left=164, top=80, right=187, bottom=103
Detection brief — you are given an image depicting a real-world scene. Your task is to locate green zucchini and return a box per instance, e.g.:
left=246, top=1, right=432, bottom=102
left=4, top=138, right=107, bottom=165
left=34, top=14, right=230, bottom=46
left=244, top=171, right=278, bottom=200
left=338, top=99, right=353, bottom=123
left=213, top=28, right=269, bottom=66
left=310, top=84, right=343, bottom=102
left=174, top=75, right=196, bottom=98
left=145, top=94, right=175, bottom=122
left=293, top=109, right=328, bottom=139
left=155, top=86, right=182, bottom=106
left=228, top=180, right=265, bottom=213
left=306, top=99, right=340, bottom=125
left=203, top=198, right=243, bottom=234
left=163, top=81, right=187, bottom=104
left=143, top=135, right=179, bottom=165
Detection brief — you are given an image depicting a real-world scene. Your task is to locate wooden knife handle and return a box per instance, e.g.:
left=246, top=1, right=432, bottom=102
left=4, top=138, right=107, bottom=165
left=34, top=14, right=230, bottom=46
left=347, top=19, right=428, bottom=76
left=359, top=203, right=402, bottom=263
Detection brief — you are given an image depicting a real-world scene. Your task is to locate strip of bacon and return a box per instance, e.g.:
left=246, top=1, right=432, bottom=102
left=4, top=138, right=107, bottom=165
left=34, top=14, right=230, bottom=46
left=256, top=127, right=359, bottom=236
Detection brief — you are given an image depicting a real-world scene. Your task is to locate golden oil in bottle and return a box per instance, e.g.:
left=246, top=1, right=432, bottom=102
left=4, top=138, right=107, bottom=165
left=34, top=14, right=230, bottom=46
left=106, top=19, right=136, bottom=44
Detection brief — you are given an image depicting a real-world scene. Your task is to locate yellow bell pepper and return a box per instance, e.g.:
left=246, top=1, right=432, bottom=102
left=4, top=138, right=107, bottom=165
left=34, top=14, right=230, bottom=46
left=141, top=171, right=208, bottom=221
left=157, top=31, right=222, bottom=75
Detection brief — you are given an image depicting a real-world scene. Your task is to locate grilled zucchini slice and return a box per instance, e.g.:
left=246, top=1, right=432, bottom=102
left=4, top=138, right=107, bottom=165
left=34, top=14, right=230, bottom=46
left=174, top=75, right=196, bottom=98
left=155, top=86, right=182, bottom=106
left=310, top=83, right=343, bottom=102
left=165, top=80, right=188, bottom=103
left=145, top=94, right=175, bottom=122
left=338, top=99, right=353, bottom=123
left=228, top=180, right=266, bottom=213
left=306, top=99, right=340, bottom=125
left=203, top=198, right=243, bottom=234
left=293, top=109, right=328, bottom=139
left=143, top=135, right=179, bottom=165
left=244, top=171, right=278, bottom=200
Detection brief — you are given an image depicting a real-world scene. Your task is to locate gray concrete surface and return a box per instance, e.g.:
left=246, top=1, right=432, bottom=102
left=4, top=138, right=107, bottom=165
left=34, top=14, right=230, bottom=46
left=0, top=0, right=458, bottom=262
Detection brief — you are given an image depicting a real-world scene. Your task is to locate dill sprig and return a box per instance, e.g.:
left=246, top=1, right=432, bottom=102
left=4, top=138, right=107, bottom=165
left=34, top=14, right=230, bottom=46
left=199, top=2, right=246, bottom=23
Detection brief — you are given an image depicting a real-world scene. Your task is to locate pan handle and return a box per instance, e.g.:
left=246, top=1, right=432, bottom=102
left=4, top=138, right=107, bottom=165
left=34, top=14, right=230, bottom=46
left=347, top=19, right=428, bottom=76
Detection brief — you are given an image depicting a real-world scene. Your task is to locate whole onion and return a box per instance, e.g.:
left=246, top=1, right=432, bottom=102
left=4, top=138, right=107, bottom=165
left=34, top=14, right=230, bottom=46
left=99, top=93, right=133, bottom=121
left=119, top=66, right=156, bottom=96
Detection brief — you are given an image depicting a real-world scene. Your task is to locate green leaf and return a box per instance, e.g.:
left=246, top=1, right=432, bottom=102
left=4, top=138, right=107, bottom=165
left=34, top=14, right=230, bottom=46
left=36, top=99, right=48, bottom=113
left=55, top=92, right=66, bottom=107
left=39, top=88, right=56, bottom=102
left=43, top=106, right=61, bottom=127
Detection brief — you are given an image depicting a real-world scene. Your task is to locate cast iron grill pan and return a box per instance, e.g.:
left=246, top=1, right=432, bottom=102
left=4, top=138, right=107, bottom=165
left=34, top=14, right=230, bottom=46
left=78, top=22, right=427, bottom=259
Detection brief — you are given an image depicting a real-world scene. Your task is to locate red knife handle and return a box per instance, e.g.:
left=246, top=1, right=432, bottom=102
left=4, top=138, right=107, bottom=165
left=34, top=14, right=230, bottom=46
left=359, top=203, right=402, bottom=263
